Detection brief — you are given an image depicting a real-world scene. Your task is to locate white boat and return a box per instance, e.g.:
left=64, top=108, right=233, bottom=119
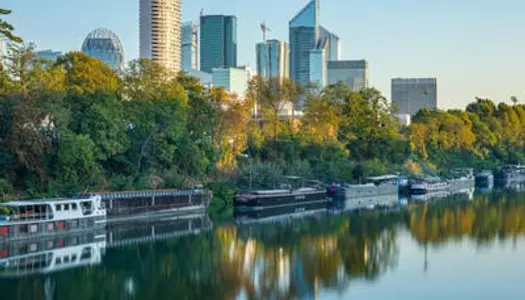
left=410, top=177, right=449, bottom=194
left=331, top=175, right=399, bottom=200
left=0, top=195, right=106, bottom=241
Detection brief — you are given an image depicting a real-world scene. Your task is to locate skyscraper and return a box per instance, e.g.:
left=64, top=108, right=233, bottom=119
left=327, top=60, right=368, bottom=91
left=256, top=39, right=289, bottom=80
left=200, top=15, right=237, bottom=74
left=139, top=0, right=181, bottom=72
left=181, top=21, right=198, bottom=71
left=391, top=78, right=438, bottom=116
left=81, top=28, right=124, bottom=71
left=289, top=0, right=320, bottom=87
left=320, top=26, right=339, bottom=61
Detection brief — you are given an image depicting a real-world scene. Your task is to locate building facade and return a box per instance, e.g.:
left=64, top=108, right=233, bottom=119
left=391, top=78, right=437, bottom=116
left=200, top=15, right=237, bottom=74
left=289, top=0, right=319, bottom=87
left=212, top=67, right=250, bottom=96
left=181, top=21, right=198, bottom=71
left=320, top=26, right=339, bottom=62
left=256, top=39, right=289, bottom=80
left=327, top=60, right=368, bottom=91
left=35, top=49, right=63, bottom=62
left=139, top=0, right=181, bottom=72
left=309, top=42, right=327, bottom=89
left=81, top=28, right=124, bottom=71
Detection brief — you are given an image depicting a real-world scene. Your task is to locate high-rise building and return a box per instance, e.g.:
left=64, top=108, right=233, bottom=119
left=212, top=67, right=250, bottom=96
left=289, top=0, right=320, bottom=87
left=200, top=15, right=237, bottom=73
left=256, top=39, right=289, bottom=80
left=309, top=39, right=327, bottom=89
left=327, top=60, right=368, bottom=91
left=181, top=21, right=198, bottom=71
left=391, top=78, right=437, bottom=116
left=140, top=0, right=181, bottom=72
left=81, top=28, right=124, bottom=71
left=35, top=49, right=63, bottom=62
left=320, top=26, right=339, bottom=61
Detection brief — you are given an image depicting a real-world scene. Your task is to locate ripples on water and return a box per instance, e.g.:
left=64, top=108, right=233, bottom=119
left=2, top=191, right=525, bottom=300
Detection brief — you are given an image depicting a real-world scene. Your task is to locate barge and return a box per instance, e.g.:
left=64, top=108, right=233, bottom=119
left=327, top=175, right=400, bottom=201
left=0, top=195, right=106, bottom=242
left=234, top=178, right=327, bottom=212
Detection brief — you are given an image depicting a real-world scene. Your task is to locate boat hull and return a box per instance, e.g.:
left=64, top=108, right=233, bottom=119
left=234, top=191, right=327, bottom=211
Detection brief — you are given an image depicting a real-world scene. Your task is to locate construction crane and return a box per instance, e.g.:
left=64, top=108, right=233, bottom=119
left=260, top=21, right=271, bottom=41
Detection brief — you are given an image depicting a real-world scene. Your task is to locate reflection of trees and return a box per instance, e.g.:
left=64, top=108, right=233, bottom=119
left=409, top=192, right=525, bottom=245
left=4, top=193, right=525, bottom=299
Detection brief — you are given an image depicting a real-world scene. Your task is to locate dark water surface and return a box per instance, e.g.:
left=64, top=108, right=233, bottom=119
left=2, top=190, right=525, bottom=300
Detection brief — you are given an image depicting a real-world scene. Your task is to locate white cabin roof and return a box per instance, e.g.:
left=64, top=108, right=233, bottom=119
left=3, top=197, right=97, bottom=207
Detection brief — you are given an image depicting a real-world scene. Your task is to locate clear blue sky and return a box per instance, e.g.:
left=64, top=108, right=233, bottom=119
left=4, top=0, right=525, bottom=109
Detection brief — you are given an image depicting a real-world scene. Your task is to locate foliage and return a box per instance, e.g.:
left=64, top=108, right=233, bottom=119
left=0, top=8, right=22, bottom=43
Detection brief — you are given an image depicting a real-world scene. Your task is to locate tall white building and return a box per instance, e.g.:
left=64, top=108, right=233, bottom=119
left=140, top=0, right=181, bottom=72
left=181, top=21, right=198, bottom=71
left=327, top=60, right=368, bottom=91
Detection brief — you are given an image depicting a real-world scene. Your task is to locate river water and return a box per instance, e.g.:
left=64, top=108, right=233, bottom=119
left=1, top=190, right=525, bottom=300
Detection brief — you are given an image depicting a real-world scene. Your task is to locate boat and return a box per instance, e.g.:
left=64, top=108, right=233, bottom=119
left=409, top=177, right=449, bottom=195
left=497, top=165, right=525, bottom=185
left=0, top=195, right=106, bottom=242
left=234, top=177, right=328, bottom=212
left=327, top=175, right=400, bottom=201
left=475, top=170, right=494, bottom=188
left=449, top=168, right=475, bottom=189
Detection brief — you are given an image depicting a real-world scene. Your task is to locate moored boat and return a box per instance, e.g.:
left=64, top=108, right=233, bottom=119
left=0, top=195, right=106, bottom=242
left=410, top=177, right=449, bottom=195
left=475, top=170, right=494, bottom=188
left=327, top=175, right=400, bottom=201
left=234, top=178, right=327, bottom=212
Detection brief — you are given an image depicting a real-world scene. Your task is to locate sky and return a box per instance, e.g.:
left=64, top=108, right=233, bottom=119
left=3, top=0, right=525, bottom=109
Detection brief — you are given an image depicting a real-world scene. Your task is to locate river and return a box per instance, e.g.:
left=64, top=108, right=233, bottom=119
left=1, top=190, right=525, bottom=299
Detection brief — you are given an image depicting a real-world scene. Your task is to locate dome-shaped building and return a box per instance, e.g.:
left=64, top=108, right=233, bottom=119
left=81, top=28, right=124, bottom=72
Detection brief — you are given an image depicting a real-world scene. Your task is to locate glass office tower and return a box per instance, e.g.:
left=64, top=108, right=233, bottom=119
left=200, top=15, right=237, bottom=73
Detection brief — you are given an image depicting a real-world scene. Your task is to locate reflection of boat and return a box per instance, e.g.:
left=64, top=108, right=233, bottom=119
left=234, top=178, right=327, bottom=212
left=234, top=201, right=327, bottom=225
left=0, top=235, right=106, bottom=277
left=410, top=188, right=474, bottom=203
left=0, top=214, right=212, bottom=278
left=0, top=195, right=106, bottom=242
left=332, top=194, right=399, bottom=212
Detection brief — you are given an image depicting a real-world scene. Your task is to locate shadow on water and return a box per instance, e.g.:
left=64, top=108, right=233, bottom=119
left=1, top=190, right=525, bottom=299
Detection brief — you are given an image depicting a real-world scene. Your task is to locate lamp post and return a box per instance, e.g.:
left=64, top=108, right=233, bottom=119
left=240, top=153, right=252, bottom=189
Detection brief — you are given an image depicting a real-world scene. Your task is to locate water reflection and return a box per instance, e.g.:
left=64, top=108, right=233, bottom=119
left=1, top=192, right=525, bottom=299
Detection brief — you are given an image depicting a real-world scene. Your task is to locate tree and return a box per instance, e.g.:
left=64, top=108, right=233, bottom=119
left=0, top=9, right=22, bottom=43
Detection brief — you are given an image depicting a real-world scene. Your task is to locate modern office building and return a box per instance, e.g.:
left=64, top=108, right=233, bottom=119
left=320, top=26, right=339, bottom=61
left=187, top=69, right=213, bottom=88
left=289, top=0, right=320, bottom=87
left=327, top=60, right=368, bottom=91
left=391, top=78, right=437, bottom=116
left=256, top=39, right=289, bottom=80
left=34, top=49, right=63, bottom=62
left=181, top=21, right=198, bottom=71
left=139, top=0, right=181, bottom=72
left=200, top=15, right=237, bottom=73
left=81, top=28, right=124, bottom=71
left=309, top=40, right=327, bottom=89
left=212, top=67, right=250, bottom=96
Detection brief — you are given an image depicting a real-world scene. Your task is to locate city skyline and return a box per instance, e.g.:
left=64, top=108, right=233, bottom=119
left=3, top=0, right=525, bottom=109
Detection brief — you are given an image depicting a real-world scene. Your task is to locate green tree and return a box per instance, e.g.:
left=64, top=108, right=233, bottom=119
left=0, top=8, right=22, bottom=43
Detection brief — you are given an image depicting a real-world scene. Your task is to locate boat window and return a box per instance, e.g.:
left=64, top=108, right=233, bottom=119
left=72, top=203, right=78, bottom=210
left=56, top=204, right=61, bottom=211
left=64, top=204, right=69, bottom=211
left=55, top=257, right=62, bottom=265
left=64, top=256, right=70, bottom=263
left=72, top=254, right=77, bottom=262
